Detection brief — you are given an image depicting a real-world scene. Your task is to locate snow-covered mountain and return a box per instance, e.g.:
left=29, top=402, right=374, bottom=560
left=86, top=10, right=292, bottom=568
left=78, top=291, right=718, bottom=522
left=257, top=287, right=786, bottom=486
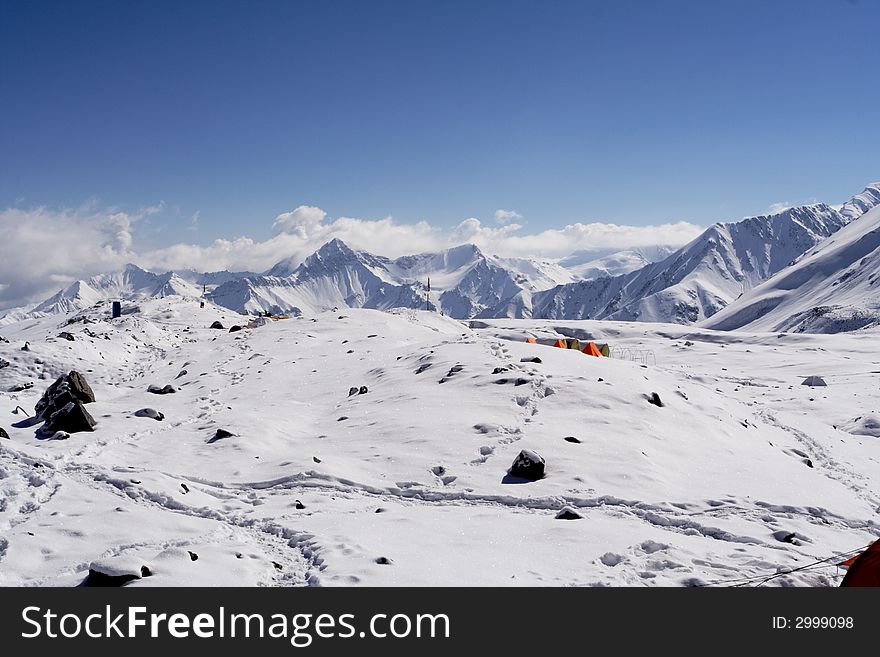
left=25, top=265, right=202, bottom=317
left=6, top=182, right=879, bottom=327
left=561, top=246, right=677, bottom=280
left=839, top=182, right=880, bottom=222
left=703, top=201, right=880, bottom=333
left=531, top=203, right=851, bottom=323
left=209, top=239, right=575, bottom=318
left=0, top=264, right=248, bottom=325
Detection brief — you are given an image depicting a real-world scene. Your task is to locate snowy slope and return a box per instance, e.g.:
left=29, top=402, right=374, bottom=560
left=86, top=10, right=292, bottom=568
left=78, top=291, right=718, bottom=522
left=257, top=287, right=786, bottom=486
left=0, top=298, right=877, bottom=586
left=562, top=246, right=677, bottom=280
left=839, top=182, right=880, bottom=222
left=532, top=204, right=848, bottom=324
left=703, top=202, right=880, bottom=333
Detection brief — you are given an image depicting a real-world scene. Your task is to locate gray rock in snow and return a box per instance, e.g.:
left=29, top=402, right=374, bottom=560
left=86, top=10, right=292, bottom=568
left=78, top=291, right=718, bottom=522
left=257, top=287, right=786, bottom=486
left=555, top=506, right=583, bottom=520
left=209, top=321, right=224, bottom=329
left=44, top=400, right=96, bottom=434
left=647, top=392, right=663, bottom=407
left=0, top=427, right=9, bottom=439
left=147, top=384, right=177, bottom=395
left=208, top=428, right=235, bottom=443
left=35, top=370, right=96, bottom=420
left=134, top=408, right=164, bottom=421
left=508, top=449, right=545, bottom=481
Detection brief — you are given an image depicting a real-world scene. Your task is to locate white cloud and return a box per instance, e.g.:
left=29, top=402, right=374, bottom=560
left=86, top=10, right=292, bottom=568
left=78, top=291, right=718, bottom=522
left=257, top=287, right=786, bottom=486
left=767, top=202, right=792, bottom=215
left=0, top=202, right=705, bottom=311
left=0, top=204, right=139, bottom=309
left=494, top=209, right=522, bottom=224
left=271, top=205, right=327, bottom=236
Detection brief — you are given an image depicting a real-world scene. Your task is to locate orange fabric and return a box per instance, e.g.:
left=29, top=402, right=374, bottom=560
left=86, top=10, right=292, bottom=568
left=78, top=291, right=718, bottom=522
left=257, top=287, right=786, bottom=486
left=841, top=539, right=880, bottom=587
left=839, top=554, right=860, bottom=568
left=526, top=337, right=537, bottom=344
left=553, top=339, right=566, bottom=348
left=582, top=342, right=602, bottom=357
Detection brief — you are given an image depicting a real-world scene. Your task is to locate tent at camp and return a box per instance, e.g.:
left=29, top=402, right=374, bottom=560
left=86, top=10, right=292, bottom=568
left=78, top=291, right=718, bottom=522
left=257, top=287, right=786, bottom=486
left=582, top=342, right=602, bottom=357
left=566, top=338, right=581, bottom=351
left=597, top=343, right=610, bottom=357
left=525, top=337, right=537, bottom=344
left=841, top=539, right=880, bottom=587
left=801, top=376, right=827, bottom=387
left=553, top=339, right=567, bottom=348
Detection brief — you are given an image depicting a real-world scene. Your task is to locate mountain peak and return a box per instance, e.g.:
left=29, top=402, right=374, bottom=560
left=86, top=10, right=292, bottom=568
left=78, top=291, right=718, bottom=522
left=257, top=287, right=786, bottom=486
left=317, top=238, right=355, bottom=256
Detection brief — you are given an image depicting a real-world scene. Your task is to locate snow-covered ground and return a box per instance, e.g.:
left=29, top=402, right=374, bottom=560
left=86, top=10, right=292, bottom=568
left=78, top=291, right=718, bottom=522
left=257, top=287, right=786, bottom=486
left=1, top=297, right=877, bottom=586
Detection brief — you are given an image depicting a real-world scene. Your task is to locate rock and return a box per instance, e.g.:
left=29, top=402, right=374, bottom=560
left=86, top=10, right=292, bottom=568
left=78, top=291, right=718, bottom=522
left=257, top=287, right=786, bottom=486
left=21, top=341, right=30, bottom=351
left=58, top=332, right=75, bottom=341
left=180, top=483, right=190, bottom=493
left=85, top=569, right=139, bottom=587
left=0, top=358, right=10, bottom=369
left=8, top=382, right=33, bottom=392
left=492, top=367, right=509, bottom=375
left=210, top=321, right=224, bottom=329
left=555, top=506, right=583, bottom=520
left=520, top=356, right=542, bottom=363
left=50, top=431, right=70, bottom=440
left=508, top=449, right=545, bottom=481
left=134, top=408, right=164, bottom=421
left=35, top=371, right=96, bottom=420
left=647, top=392, right=663, bottom=407
left=375, top=556, right=392, bottom=565
left=207, top=428, right=235, bottom=443
left=147, top=384, right=176, bottom=395
left=0, top=427, right=9, bottom=439
left=358, top=385, right=368, bottom=395
left=348, top=386, right=359, bottom=396
left=563, top=436, right=581, bottom=444
left=313, top=456, right=322, bottom=463
left=295, top=500, right=306, bottom=510
left=228, top=325, right=243, bottom=333
left=175, top=369, right=187, bottom=379
left=375, top=508, right=386, bottom=513
left=514, top=378, right=529, bottom=386
left=337, top=416, right=348, bottom=421
left=347, top=349, right=354, bottom=354
left=44, top=401, right=96, bottom=434
left=188, top=551, right=199, bottom=561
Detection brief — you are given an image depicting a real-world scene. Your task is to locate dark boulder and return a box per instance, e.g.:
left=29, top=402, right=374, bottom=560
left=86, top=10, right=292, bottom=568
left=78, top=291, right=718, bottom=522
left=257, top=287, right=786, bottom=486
left=563, top=436, right=582, bottom=444
left=228, top=325, right=243, bottom=333
left=348, top=386, right=359, bottom=396
left=147, top=384, right=176, bottom=395
left=358, top=385, right=368, bottom=395
left=134, top=408, right=164, bottom=421
left=35, top=371, right=96, bottom=420
left=508, top=449, right=545, bottom=481
left=647, top=392, right=664, bottom=407
left=210, top=321, right=224, bottom=329
left=520, top=356, right=542, bottom=364
left=58, top=332, right=75, bottom=341
left=44, top=401, right=96, bottom=434
left=0, top=427, right=9, bottom=439
left=555, top=506, right=583, bottom=520
left=207, top=428, right=235, bottom=444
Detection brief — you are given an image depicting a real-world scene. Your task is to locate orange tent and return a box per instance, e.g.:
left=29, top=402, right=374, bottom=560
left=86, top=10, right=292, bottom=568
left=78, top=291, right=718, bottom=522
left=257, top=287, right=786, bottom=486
left=841, top=539, right=880, bottom=587
left=582, top=342, right=602, bottom=357
left=553, top=339, right=567, bottom=348
left=526, top=337, right=537, bottom=344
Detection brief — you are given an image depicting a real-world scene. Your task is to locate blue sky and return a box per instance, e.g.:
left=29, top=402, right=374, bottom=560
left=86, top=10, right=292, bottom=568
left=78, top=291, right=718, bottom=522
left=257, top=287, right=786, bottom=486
left=1, top=0, right=878, bottom=250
